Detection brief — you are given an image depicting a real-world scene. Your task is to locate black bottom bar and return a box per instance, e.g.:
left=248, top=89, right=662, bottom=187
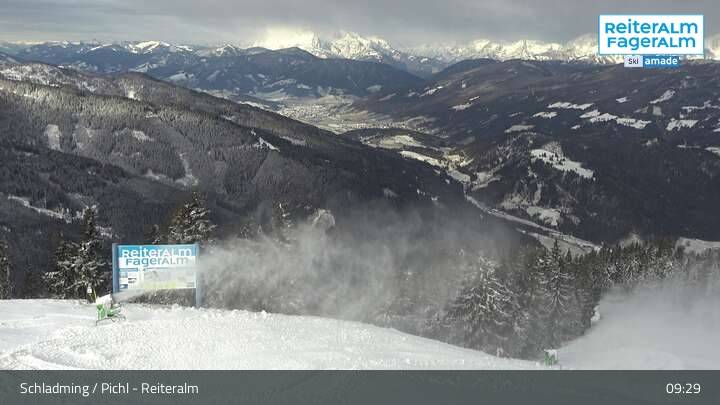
left=0, top=371, right=717, bottom=405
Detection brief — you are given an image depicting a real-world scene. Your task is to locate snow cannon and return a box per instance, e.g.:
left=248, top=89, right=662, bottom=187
left=543, top=349, right=559, bottom=366
left=95, top=293, right=125, bottom=325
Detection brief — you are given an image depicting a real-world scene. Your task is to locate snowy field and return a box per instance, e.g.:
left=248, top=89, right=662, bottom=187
left=0, top=300, right=538, bottom=370
left=1, top=289, right=717, bottom=370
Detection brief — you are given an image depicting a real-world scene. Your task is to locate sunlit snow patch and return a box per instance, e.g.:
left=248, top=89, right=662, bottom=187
left=666, top=119, right=698, bottom=131
left=615, top=117, right=650, bottom=129
left=530, top=149, right=594, bottom=179
left=650, top=90, right=675, bottom=104
left=533, top=112, right=557, bottom=119
left=43, top=124, right=62, bottom=151
left=706, top=147, right=720, bottom=158
left=399, top=151, right=443, bottom=167
left=452, top=103, right=472, bottom=111
left=547, top=102, right=593, bottom=110
left=525, top=206, right=561, bottom=227
left=377, top=134, right=424, bottom=149
left=505, top=124, right=534, bottom=133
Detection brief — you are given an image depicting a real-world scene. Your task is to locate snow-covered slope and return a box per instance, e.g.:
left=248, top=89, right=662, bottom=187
left=2, top=294, right=715, bottom=370
left=0, top=300, right=538, bottom=370
left=560, top=286, right=720, bottom=370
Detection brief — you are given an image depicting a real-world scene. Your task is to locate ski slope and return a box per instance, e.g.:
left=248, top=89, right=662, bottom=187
left=0, top=300, right=539, bottom=370
left=559, top=288, right=720, bottom=370
left=2, top=291, right=716, bottom=370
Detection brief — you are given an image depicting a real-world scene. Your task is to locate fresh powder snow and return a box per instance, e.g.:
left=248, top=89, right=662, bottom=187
left=2, top=288, right=711, bottom=370
left=0, top=300, right=540, bottom=370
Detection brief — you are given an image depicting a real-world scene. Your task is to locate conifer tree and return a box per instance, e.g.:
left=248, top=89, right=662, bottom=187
left=443, top=267, right=519, bottom=356
left=271, top=201, right=294, bottom=243
left=545, top=241, right=582, bottom=346
left=373, top=270, right=417, bottom=328
left=528, top=240, right=582, bottom=349
left=71, top=208, right=109, bottom=299
left=166, top=192, right=217, bottom=245
left=0, top=240, right=13, bottom=299
left=44, top=238, right=78, bottom=298
left=148, top=224, right=165, bottom=245
left=44, top=209, right=109, bottom=299
left=22, top=270, right=46, bottom=298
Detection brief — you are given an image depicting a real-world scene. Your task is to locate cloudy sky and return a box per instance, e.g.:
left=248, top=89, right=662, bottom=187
left=0, top=0, right=717, bottom=46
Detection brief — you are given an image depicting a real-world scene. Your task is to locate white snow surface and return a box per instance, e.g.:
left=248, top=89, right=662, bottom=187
left=376, top=134, right=424, bottom=149
left=547, top=102, right=593, bottom=110
left=451, top=103, right=472, bottom=111
left=504, top=124, right=534, bottom=133
left=43, top=124, right=62, bottom=151
left=676, top=237, right=720, bottom=254
left=525, top=206, right=561, bottom=227
left=650, top=90, right=675, bottom=104
left=530, top=149, right=594, bottom=179
left=560, top=286, right=720, bottom=369
left=579, top=110, right=649, bottom=129
left=399, top=151, right=443, bottom=167
left=532, top=111, right=557, bottom=119
left=8, top=298, right=713, bottom=370
left=706, top=147, right=720, bottom=158
left=666, top=119, right=698, bottom=131
left=0, top=300, right=539, bottom=370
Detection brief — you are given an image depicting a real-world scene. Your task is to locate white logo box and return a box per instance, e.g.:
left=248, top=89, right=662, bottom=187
left=599, top=15, right=704, bottom=55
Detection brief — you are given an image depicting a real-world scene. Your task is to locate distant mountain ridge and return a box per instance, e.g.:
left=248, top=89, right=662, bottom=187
left=3, top=41, right=423, bottom=101
left=6, top=31, right=720, bottom=78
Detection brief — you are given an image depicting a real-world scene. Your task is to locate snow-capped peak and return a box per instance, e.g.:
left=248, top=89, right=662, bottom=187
left=127, top=41, right=170, bottom=54
left=123, top=41, right=194, bottom=54
left=252, top=28, right=325, bottom=53
left=326, top=31, right=397, bottom=61
left=250, top=29, right=402, bottom=63
left=212, top=44, right=243, bottom=57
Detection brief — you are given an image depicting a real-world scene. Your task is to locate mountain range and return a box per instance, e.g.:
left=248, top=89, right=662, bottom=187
left=351, top=59, right=720, bottom=243
left=0, top=54, right=533, bottom=292
left=1, top=40, right=423, bottom=102
left=4, top=28, right=720, bottom=289
left=5, top=31, right=720, bottom=76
